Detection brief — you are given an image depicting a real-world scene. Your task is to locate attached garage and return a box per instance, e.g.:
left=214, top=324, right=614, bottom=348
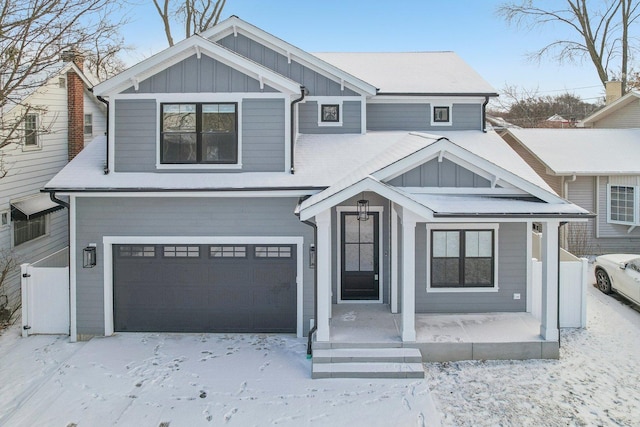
left=113, top=243, right=297, bottom=333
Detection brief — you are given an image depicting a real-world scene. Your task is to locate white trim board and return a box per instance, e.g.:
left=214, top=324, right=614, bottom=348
left=102, top=235, right=305, bottom=338
left=336, top=206, right=384, bottom=304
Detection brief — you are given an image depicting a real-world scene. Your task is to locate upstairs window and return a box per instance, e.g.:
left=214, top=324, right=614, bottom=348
left=431, top=105, right=452, bottom=126
left=84, top=114, right=93, bottom=136
left=161, top=103, right=237, bottom=164
left=608, top=185, right=637, bottom=226
left=24, top=113, right=39, bottom=147
left=321, top=104, right=340, bottom=123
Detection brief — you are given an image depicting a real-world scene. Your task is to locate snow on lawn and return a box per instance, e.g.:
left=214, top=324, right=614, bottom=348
left=1, top=282, right=639, bottom=427
left=0, top=331, right=437, bottom=426
left=425, top=285, right=640, bottom=427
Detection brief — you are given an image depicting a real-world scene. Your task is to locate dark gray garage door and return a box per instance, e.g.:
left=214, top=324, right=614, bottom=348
left=113, top=244, right=296, bottom=333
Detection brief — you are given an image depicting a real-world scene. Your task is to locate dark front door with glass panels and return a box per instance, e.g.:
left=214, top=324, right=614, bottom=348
left=341, top=212, right=379, bottom=300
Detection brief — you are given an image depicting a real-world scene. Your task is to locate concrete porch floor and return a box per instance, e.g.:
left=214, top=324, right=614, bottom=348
left=321, top=304, right=559, bottom=362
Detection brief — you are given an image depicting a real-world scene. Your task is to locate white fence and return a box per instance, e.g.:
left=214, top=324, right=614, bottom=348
left=21, top=247, right=69, bottom=337
left=531, top=233, right=588, bottom=328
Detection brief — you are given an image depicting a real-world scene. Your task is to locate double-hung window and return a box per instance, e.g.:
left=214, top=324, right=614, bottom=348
left=430, top=227, right=496, bottom=289
left=607, top=185, right=637, bottom=226
left=24, top=113, right=39, bottom=147
left=161, top=103, right=237, bottom=164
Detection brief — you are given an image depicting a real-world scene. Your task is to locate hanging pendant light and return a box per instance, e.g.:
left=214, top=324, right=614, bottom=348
left=357, top=194, right=369, bottom=221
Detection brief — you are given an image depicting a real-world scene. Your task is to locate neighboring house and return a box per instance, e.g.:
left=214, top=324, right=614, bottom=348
left=500, top=128, right=640, bottom=255
left=0, top=56, right=106, bottom=317
left=44, top=17, right=588, bottom=366
left=579, top=86, right=640, bottom=128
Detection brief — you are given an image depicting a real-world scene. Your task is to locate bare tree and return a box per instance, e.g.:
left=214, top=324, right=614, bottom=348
left=497, top=0, right=640, bottom=93
left=152, top=0, right=227, bottom=47
left=0, top=0, right=127, bottom=149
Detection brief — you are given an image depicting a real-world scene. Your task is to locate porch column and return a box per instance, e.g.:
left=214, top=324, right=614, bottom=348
left=540, top=220, right=560, bottom=341
left=315, top=209, right=332, bottom=342
left=401, top=213, right=417, bottom=342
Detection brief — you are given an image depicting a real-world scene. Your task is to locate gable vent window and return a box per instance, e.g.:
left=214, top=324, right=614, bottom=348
left=161, top=103, right=237, bottom=165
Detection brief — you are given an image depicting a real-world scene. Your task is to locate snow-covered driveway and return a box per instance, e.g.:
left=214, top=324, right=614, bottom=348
left=1, top=283, right=638, bottom=427
left=0, top=330, right=437, bottom=426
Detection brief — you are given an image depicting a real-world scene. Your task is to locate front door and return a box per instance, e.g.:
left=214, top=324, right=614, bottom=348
left=341, top=212, right=379, bottom=300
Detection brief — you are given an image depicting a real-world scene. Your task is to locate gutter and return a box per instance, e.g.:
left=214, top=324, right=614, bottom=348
left=41, top=186, right=327, bottom=194
left=47, top=191, right=70, bottom=209
left=290, top=86, right=307, bottom=174
left=432, top=212, right=596, bottom=219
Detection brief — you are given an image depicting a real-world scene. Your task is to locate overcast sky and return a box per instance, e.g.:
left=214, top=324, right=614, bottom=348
left=120, top=0, right=608, bottom=103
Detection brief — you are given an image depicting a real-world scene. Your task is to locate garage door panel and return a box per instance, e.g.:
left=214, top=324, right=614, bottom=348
left=114, top=244, right=297, bottom=333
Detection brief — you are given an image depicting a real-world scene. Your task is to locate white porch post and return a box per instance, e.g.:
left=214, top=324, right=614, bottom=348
left=315, top=209, right=332, bottom=342
left=540, top=220, right=560, bottom=341
left=391, top=204, right=399, bottom=314
left=401, top=212, right=417, bottom=342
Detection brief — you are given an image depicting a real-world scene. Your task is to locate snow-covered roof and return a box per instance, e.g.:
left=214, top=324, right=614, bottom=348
left=504, top=128, right=640, bottom=175
left=312, top=52, right=498, bottom=96
left=579, top=90, right=640, bottom=126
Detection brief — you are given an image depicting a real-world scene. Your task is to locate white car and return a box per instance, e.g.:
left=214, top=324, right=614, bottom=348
left=594, top=254, right=640, bottom=306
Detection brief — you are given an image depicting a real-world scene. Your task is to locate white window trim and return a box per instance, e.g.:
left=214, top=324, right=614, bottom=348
left=430, top=104, right=453, bottom=127
left=155, top=95, right=244, bottom=170
left=0, top=210, right=8, bottom=229
left=102, top=235, right=305, bottom=338
left=84, top=113, right=93, bottom=137
left=335, top=206, right=384, bottom=304
left=606, top=184, right=639, bottom=227
left=23, top=113, right=42, bottom=151
left=426, top=223, right=499, bottom=293
left=311, top=97, right=344, bottom=127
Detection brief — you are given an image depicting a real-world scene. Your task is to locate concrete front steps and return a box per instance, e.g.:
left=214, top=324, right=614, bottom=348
left=311, top=347, right=424, bottom=379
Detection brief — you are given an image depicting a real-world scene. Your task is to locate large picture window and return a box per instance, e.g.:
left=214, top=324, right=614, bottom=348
left=430, top=228, right=495, bottom=288
left=161, top=103, right=237, bottom=164
left=608, top=185, right=637, bottom=225
left=14, top=216, right=46, bottom=246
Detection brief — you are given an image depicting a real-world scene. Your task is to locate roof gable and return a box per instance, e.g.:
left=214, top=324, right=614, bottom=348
left=200, top=16, right=377, bottom=96
left=94, top=35, right=302, bottom=96
left=580, top=90, right=640, bottom=126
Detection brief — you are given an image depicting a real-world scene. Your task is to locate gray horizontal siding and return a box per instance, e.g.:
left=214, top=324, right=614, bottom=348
left=74, top=197, right=314, bottom=336
left=388, top=158, right=490, bottom=187
left=592, top=102, right=640, bottom=128
left=124, top=55, right=277, bottom=94
left=299, top=101, right=361, bottom=134
left=367, top=103, right=482, bottom=131
left=242, top=98, right=286, bottom=171
left=114, top=98, right=286, bottom=173
left=114, top=99, right=157, bottom=172
left=415, top=222, right=527, bottom=313
left=218, top=33, right=359, bottom=97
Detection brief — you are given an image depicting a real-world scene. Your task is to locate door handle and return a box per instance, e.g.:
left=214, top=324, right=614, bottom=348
left=374, top=274, right=379, bottom=281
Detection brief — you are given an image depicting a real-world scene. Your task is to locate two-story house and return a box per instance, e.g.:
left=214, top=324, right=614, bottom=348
left=44, top=17, right=589, bottom=374
left=0, top=55, right=106, bottom=321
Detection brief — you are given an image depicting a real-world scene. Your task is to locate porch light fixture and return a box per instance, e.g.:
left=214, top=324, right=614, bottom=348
left=83, top=245, right=97, bottom=268
left=357, top=197, right=370, bottom=221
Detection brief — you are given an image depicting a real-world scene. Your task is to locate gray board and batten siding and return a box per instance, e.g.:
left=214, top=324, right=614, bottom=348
left=113, top=98, right=286, bottom=173
left=122, top=55, right=278, bottom=94
left=74, top=197, right=314, bottom=338
left=299, top=101, right=362, bottom=134
left=415, top=222, right=528, bottom=313
left=367, top=103, right=482, bottom=131
left=217, top=33, right=360, bottom=97
left=387, top=158, right=491, bottom=188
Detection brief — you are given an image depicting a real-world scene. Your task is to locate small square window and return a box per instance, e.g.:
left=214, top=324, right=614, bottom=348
left=58, top=77, right=66, bottom=88
left=321, top=104, right=340, bottom=122
left=433, top=106, right=450, bottom=123
left=0, top=212, right=8, bottom=227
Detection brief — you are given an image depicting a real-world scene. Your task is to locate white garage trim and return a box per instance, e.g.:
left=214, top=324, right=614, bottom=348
left=103, top=236, right=305, bottom=338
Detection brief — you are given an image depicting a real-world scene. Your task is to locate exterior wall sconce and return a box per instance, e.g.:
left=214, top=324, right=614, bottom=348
left=309, top=244, right=316, bottom=268
left=83, top=244, right=97, bottom=268
left=357, top=198, right=370, bottom=221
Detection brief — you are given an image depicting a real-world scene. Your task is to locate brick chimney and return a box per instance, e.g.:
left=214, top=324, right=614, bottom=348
left=64, top=50, right=85, bottom=161
left=605, top=81, right=623, bottom=105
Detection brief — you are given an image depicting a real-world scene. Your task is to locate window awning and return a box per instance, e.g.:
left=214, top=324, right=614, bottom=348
left=11, top=193, right=65, bottom=221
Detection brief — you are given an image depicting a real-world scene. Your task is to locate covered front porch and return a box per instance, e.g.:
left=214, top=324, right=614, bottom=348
left=319, top=303, right=558, bottom=362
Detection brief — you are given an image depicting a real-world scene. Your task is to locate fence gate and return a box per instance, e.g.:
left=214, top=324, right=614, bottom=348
left=21, top=248, right=69, bottom=337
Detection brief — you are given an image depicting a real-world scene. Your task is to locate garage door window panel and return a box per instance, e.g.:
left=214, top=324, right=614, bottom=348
left=210, top=245, right=247, bottom=258
left=255, top=246, right=292, bottom=258
left=163, top=246, right=200, bottom=258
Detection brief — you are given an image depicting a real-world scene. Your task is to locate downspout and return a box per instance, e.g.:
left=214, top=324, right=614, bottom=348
left=482, top=96, right=490, bottom=133
left=95, top=92, right=110, bottom=175
left=48, top=191, right=70, bottom=209
left=290, top=86, right=307, bottom=174
left=558, top=222, right=566, bottom=348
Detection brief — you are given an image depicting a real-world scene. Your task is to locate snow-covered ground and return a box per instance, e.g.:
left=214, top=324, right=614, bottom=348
left=0, top=283, right=638, bottom=427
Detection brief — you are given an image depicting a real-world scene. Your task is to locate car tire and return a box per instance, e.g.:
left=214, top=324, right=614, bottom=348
left=595, top=268, right=612, bottom=294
